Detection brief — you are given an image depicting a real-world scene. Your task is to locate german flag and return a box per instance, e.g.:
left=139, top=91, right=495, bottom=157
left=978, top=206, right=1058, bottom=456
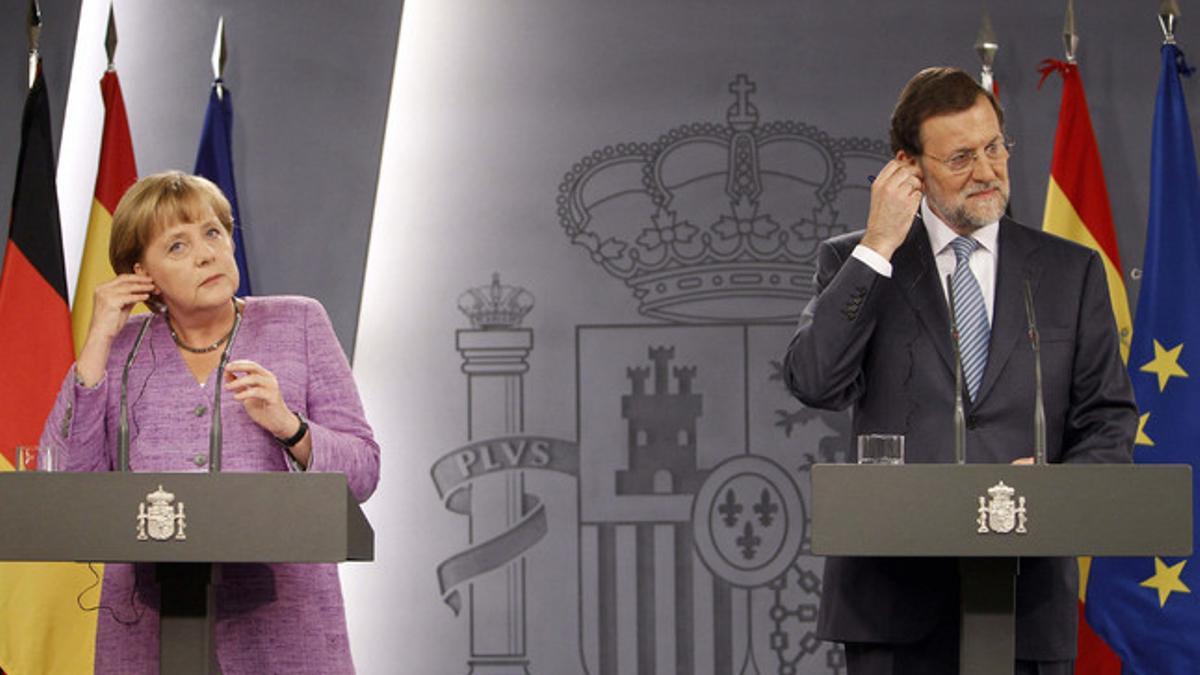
left=0, top=65, right=71, bottom=463
left=0, top=65, right=99, bottom=675
left=70, top=69, right=138, bottom=352
left=1038, top=58, right=1130, bottom=675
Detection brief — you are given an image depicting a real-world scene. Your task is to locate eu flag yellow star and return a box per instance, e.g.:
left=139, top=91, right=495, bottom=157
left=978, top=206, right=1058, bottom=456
left=1140, top=557, right=1191, bottom=607
left=1140, top=340, right=1189, bottom=392
left=1135, top=412, right=1155, bottom=447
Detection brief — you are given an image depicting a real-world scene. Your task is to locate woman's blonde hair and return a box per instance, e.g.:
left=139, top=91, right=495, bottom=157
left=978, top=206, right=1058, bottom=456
left=109, top=170, right=235, bottom=275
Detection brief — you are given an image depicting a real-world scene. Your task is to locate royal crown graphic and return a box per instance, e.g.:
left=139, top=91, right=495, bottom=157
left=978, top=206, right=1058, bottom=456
left=557, top=74, right=890, bottom=323
left=456, top=272, right=535, bottom=329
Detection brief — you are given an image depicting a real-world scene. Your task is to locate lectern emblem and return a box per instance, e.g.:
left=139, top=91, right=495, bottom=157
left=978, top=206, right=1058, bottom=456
left=977, top=481, right=1027, bottom=535
left=137, top=485, right=187, bottom=541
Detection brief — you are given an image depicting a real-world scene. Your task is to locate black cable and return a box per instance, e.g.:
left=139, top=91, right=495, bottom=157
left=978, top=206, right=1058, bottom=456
left=76, top=562, right=144, bottom=626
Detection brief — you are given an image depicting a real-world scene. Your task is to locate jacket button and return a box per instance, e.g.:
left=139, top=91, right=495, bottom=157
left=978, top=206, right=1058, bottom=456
left=966, top=415, right=978, bottom=429
left=194, top=405, right=207, bottom=417
left=193, top=454, right=207, bottom=467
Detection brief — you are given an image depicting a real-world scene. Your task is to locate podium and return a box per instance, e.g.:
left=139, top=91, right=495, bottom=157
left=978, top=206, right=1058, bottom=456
left=811, top=464, right=1192, bottom=675
left=0, top=472, right=374, bottom=675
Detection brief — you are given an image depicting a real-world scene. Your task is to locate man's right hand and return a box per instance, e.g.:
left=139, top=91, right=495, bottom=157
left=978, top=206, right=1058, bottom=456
left=75, top=274, right=156, bottom=386
left=861, top=158, right=924, bottom=260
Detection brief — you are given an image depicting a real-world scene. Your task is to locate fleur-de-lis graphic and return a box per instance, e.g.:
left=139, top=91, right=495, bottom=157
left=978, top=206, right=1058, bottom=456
left=718, top=488, right=742, bottom=527
left=737, top=521, right=761, bottom=560
left=753, top=488, right=778, bottom=527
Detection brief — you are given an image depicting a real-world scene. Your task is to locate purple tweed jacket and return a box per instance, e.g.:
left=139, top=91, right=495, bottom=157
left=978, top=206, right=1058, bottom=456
left=40, top=295, right=380, bottom=674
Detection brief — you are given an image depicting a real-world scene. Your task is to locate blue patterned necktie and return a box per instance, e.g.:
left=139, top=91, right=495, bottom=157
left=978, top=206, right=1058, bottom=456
left=949, top=236, right=990, bottom=400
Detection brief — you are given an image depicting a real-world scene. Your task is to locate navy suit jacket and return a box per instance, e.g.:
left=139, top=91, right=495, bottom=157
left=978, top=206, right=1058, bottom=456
left=783, top=216, right=1136, bottom=660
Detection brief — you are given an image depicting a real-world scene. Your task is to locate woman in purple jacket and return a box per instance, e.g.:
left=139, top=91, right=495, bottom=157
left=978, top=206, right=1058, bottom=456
left=40, top=171, right=380, bottom=674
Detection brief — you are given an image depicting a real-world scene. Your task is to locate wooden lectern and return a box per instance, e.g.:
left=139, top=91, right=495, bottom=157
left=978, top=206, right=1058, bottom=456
left=811, top=464, right=1192, bottom=675
left=0, top=472, right=374, bottom=675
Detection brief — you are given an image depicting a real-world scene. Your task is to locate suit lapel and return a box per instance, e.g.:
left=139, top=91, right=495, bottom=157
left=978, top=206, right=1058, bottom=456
left=974, top=219, right=1045, bottom=404
left=894, top=216, right=957, bottom=375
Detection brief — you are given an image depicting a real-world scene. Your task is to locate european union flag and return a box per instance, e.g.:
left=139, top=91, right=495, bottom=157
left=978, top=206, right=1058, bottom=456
left=194, top=84, right=251, bottom=297
left=1086, top=43, right=1200, bottom=674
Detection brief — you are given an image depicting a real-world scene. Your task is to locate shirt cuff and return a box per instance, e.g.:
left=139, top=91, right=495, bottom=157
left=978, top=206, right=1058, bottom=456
left=73, top=364, right=106, bottom=391
left=851, top=245, right=893, bottom=278
left=282, top=448, right=305, bottom=472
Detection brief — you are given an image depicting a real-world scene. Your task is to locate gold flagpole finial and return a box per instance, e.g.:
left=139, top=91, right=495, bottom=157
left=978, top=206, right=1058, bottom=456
left=105, top=2, right=118, bottom=71
left=1160, top=0, right=1181, bottom=45
left=27, top=0, right=42, bottom=88
left=1063, top=0, right=1079, bottom=64
left=974, top=12, right=999, bottom=92
left=211, top=16, right=227, bottom=100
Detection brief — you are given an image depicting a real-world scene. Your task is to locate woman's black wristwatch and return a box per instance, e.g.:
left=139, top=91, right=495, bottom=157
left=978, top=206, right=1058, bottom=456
left=276, top=411, right=308, bottom=448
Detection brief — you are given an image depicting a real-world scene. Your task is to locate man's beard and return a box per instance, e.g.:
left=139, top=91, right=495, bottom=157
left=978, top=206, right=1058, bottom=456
left=929, top=181, right=1009, bottom=231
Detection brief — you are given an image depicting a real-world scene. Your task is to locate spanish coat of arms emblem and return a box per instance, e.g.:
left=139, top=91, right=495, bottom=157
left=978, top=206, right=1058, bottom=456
left=136, top=485, right=187, bottom=541
left=977, top=481, right=1027, bottom=535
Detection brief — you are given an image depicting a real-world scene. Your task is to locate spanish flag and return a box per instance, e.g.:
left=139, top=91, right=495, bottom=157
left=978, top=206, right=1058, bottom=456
left=1038, top=58, right=1131, bottom=675
left=70, top=68, right=137, bottom=353
left=1039, top=59, right=1133, bottom=357
left=0, top=64, right=98, bottom=675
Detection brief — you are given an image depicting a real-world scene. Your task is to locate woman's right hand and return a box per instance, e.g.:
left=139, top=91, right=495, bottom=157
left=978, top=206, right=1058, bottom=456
left=75, top=274, right=157, bottom=386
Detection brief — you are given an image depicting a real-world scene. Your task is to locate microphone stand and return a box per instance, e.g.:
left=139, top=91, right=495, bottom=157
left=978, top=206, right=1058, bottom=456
left=208, top=305, right=243, bottom=473
left=947, top=274, right=967, bottom=465
left=1023, top=281, right=1047, bottom=465
left=117, top=316, right=154, bottom=472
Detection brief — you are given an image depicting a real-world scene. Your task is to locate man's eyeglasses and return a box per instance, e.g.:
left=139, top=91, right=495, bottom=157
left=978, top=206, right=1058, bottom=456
left=923, top=138, right=1014, bottom=174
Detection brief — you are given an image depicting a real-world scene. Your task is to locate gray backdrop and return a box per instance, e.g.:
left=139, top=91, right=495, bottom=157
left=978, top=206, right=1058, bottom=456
left=4, top=1, right=1200, bottom=673
left=352, top=2, right=1199, bottom=674
left=1, top=0, right=403, bottom=355
left=7, top=0, right=1200, bottom=353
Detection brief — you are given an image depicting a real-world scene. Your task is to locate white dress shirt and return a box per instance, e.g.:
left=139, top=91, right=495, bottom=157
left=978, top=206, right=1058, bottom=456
left=850, top=199, right=999, bottom=323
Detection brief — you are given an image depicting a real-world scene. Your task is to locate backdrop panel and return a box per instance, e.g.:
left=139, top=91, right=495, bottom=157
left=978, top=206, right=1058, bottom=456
left=350, top=1, right=1183, bottom=672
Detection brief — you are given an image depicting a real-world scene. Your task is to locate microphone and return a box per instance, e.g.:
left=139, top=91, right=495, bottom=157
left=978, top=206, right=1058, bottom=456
left=208, top=307, right=243, bottom=473
left=117, top=316, right=154, bottom=472
left=946, top=274, right=967, bottom=465
left=1023, top=281, right=1047, bottom=465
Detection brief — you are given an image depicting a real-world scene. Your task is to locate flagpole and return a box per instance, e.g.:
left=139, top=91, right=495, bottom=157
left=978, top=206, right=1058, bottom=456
left=974, top=12, right=998, bottom=93
left=105, top=1, right=117, bottom=72
left=1159, top=0, right=1180, bottom=45
left=1062, top=0, right=1078, bottom=63
left=27, top=0, right=42, bottom=89
left=212, top=16, right=226, bottom=101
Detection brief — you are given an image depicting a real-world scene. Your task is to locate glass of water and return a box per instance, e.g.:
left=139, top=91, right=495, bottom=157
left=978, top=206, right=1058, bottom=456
left=856, top=434, right=905, bottom=465
left=15, top=445, right=58, bottom=472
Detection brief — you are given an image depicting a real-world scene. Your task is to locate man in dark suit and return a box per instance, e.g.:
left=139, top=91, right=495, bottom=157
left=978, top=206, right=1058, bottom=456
left=783, top=67, right=1136, bottom=674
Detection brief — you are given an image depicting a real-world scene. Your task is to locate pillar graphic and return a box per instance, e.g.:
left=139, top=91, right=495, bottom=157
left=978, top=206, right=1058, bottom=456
left=455, top=274, right=535, bottom=674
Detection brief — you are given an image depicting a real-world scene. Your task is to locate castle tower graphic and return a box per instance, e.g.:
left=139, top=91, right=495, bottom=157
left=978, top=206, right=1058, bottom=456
left=617, top=346, right=705, bottom=496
